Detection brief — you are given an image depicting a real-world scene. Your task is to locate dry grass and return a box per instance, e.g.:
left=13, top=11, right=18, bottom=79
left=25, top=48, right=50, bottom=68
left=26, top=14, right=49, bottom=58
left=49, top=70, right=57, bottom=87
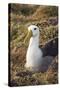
left=9, top=4, right=58, bottom=86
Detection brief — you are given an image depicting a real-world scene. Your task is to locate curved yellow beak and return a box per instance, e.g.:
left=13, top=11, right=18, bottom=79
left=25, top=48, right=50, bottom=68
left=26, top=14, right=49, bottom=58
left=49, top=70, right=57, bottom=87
left=24, top=30, right=33, bottom=45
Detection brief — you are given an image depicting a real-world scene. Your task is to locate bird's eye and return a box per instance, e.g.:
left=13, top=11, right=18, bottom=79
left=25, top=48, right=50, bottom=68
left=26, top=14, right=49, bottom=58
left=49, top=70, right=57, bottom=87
left=34, top=28, right=36, bottom=30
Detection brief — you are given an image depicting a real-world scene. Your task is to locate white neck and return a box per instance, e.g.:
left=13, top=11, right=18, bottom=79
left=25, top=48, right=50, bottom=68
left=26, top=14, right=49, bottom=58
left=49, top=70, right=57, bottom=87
left=29, top=35, right=39, bottom=48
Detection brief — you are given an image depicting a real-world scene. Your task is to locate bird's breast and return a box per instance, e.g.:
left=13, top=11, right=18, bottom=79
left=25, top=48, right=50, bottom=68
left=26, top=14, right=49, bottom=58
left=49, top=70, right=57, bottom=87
left=26, top=45, right=43, bottom=67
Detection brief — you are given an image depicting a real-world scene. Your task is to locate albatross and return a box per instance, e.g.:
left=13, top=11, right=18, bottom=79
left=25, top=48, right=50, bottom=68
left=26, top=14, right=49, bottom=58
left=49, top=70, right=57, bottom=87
left=24, top=25, right=58, bottom=72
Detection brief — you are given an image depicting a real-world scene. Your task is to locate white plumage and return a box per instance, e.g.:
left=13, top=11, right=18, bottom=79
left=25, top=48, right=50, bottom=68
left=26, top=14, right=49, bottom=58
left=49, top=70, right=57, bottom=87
left=24, top=25, right=56, bottom=72
left=25, top=25, right=43, bottom=71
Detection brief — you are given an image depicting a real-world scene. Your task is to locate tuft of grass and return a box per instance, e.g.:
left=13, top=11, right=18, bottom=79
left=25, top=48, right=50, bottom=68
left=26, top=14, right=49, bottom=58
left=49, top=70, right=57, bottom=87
left=40, top=25, right=58, bottom=43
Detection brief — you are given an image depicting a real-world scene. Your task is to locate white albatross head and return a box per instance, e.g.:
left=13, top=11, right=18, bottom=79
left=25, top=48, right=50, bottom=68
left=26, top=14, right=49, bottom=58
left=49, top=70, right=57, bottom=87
left=28, top=25, right=39, bottom=37
left=24, top=25, right=40, bottom=44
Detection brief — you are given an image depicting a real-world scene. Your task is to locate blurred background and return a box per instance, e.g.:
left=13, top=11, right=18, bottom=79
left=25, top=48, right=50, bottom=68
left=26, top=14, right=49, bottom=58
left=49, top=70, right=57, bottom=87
left=9, top=4, right=58, bottom=86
